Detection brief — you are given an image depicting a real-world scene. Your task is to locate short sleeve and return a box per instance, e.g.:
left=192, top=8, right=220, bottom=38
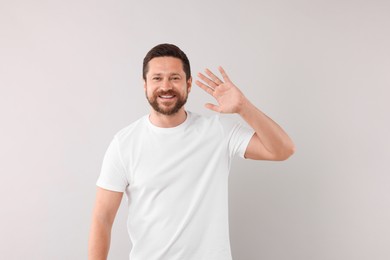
left=219, top=115, right=255, bottom=158
left=96, top=136, right=129, bottom=192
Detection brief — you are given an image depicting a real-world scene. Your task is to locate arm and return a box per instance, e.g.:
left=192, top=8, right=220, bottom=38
left=195, top=66, right=295, bottom=161
left=238, top=99, right=295, bottom=160
left=88, top=187, right=123, bottom=260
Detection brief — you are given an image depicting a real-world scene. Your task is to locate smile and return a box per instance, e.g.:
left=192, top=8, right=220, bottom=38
left=159, top=95, right=176, bottom=99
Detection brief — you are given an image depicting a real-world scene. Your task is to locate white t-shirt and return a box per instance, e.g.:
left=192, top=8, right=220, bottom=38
left=97, top=111, right=254, bottom=260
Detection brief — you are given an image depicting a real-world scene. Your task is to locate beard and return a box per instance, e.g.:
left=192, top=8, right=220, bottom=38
left=146, top=89, right=188, bottom=116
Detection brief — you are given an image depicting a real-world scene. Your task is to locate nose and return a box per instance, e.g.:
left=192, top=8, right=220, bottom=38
left=160, top=78, right=173, bottom=91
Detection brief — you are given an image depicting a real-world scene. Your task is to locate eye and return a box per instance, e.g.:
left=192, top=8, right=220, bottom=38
left=171, top=76, right=181, bottom=81
left=152, top=76, right=161, bottom=81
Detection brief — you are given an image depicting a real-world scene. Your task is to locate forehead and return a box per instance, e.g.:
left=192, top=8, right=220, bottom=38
left=147, top=56, right=184, bottom=75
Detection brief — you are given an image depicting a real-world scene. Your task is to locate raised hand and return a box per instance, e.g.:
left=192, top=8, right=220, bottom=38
left=195, top=66, right=247, bottom=114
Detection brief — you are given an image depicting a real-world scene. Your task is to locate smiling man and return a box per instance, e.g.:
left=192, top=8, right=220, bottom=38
left=88, top=43, right=295, bottom=260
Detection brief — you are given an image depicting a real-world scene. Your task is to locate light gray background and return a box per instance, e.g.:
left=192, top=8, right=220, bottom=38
left=1, top=0, right=389, bottom=259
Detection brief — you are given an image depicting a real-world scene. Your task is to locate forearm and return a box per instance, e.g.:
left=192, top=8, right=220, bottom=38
left=238, top=97, right=295, bottom=159
left=88, top=218, right=112, bottom=260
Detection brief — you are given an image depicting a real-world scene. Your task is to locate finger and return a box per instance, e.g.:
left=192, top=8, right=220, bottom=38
left=218, top=66, right=231, bottom=83
left=195, top=80, right=214, bottom=96
left=205, top=103, right=221, bottom=113
left=197, top=72, right=218, bottom=88
left=205, top=68, right=224, bottom=85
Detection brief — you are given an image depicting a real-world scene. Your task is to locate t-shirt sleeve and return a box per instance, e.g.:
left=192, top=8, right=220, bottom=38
left=219, top=115, right=255, bottom=159
left=96, top=136, right=129, bottom=192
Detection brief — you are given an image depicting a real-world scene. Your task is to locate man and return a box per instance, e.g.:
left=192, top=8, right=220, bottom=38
left=88, top=43, right=295, bottom=260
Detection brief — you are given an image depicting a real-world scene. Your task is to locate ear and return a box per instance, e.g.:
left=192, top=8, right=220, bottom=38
left=187, top=77, right=192, bottom=93
left=143, top=79, right=147, bottom=91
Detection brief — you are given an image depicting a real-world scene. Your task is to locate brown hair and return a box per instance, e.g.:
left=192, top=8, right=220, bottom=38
left=143, top=43, right=191, bottom=81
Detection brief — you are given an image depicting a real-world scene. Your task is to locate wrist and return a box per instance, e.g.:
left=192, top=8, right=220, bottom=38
left=237, top=96, right=252, bottom=116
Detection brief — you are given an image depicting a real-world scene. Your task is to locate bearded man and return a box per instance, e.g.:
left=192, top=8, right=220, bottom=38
left=88, top=43, right=295, bottom=260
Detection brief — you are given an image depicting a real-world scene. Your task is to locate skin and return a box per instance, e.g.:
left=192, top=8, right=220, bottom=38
left=88, top=56, right=295, bottom=260
left=88, top=188, right=123, bottom=260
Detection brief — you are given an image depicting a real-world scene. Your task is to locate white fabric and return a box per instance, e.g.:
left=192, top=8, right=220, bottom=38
left=97, top=111, right=254, bottom=260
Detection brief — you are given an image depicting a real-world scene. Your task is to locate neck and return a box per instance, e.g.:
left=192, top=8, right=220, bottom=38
left=149, top=108, right=187, bottom=128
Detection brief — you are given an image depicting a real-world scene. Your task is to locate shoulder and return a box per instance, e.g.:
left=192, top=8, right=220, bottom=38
left=187, top=111, right=240, bottom=135
left=114, top=115, right=148, bottom=143
left=187, top=111, right=218, bottom=128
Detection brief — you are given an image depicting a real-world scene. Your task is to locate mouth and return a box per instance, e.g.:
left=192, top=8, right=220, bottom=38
left=158, top=95, right=176, bottom=100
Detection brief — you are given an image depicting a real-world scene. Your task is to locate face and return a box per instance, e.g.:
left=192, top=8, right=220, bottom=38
left=144, top=57, right=192, bottom=116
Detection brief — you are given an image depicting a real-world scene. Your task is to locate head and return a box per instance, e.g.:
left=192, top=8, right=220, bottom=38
left=143, top=44, right=192, bottom=116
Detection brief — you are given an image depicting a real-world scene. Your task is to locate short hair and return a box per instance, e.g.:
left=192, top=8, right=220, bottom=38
left=143, top=43, right=191, bottom=81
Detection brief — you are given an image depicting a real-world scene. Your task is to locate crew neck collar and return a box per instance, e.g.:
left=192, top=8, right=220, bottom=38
left=146, top=111, right=191, bottom=133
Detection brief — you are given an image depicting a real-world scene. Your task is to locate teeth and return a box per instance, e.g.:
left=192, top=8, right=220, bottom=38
left=160, top=95, right=174, bottom=99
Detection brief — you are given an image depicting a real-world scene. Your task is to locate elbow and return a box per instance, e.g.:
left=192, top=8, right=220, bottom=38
left=275, top=143, right=296, bottom=161
left=284, top=143, right=296, bottom=160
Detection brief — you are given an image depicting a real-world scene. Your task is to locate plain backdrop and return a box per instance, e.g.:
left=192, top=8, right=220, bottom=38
left=1, top=0, right=389, bottom=259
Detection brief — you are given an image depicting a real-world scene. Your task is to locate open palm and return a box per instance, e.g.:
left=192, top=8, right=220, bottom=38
left=195, top=66, right=246, bottom=114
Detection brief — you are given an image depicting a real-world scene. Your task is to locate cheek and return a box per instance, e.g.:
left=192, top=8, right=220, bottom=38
left=144, top=84, right=155, bottom=95
left=144, top=87, right=154, bottom=100
left=146, top=88, right=155, bottom=98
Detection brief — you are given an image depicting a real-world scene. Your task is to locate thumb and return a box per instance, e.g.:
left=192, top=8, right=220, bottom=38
left=205, top=103, right=221, bottom=113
